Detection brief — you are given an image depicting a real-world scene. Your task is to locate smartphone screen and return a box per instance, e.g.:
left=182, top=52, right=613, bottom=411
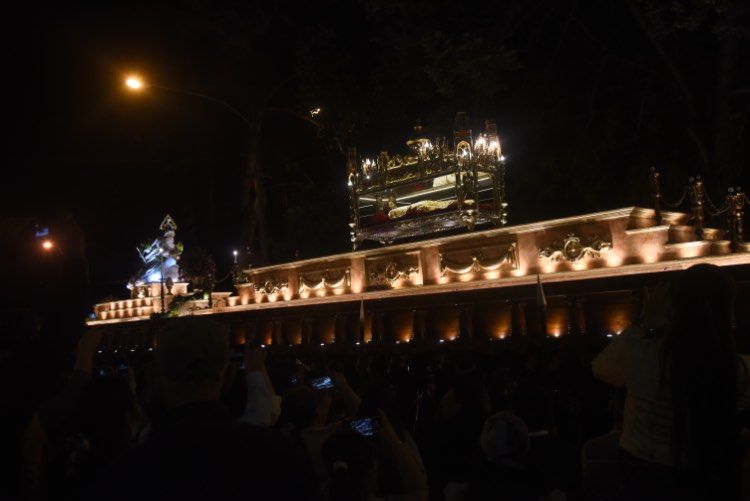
left=310, top=376, right=334, bottom=390
left=349, top=417, right=377, bottom=437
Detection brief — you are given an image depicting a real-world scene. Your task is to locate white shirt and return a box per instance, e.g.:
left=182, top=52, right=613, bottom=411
left=239, top=371, right=281, bottom=427
left=592, top=325, right=750, bottom=466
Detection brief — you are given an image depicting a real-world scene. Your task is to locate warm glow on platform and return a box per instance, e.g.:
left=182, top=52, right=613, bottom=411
left=546, top=307, right=569, bottom=337
left=392, top=311, right=414, bottom=342
left=41, top=239, right=54, bottom=251
left=572, top=260, right=588, bottom=271
left=541, top=261, right=558, bottom=274
left=640, top=246, right=661, bottom=264
left=125, top=75, right=144, bottom=90
left=605, top=253, right=623, bottom=267
left=673, top=241, right=707, bottom=259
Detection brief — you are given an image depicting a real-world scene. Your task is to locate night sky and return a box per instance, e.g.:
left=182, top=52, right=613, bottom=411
left=3, top=1, right=748, bottom=302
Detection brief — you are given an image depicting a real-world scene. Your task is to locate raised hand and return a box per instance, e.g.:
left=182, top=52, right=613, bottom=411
left=75, top=328, right=104, bottom=375
left=243, top=342, right=267, bottom=373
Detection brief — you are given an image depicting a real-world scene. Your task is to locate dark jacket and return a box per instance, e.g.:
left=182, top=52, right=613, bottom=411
left=92, top=401, right=305, bottom=501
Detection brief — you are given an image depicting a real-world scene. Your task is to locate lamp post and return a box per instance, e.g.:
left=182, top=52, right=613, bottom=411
left=123, top=75, right=252, bottom=126
left=124, top=74, right=258, bottom=264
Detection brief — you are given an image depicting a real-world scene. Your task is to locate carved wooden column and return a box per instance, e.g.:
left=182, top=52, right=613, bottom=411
left=459, top=304, right=475, bottom=340
left=359, top=312, right=367, bottom=344
left=284, top=318, right=302, bottom=346
left=511, top=301, right=527, bottom=336
left=286, top=268, right=299, bottom=301
left=524, top=300, right=547, bottom=338
left=245, top=319, right=258, bottom=344
left=350, top=256, right=367, bottom=293
left=344, top=312, right=357, bottom=345
left=372, top=311, right=385, bottom=344
left=311, top=318, right=322, bottom=345
left=570, top=297, right=587, bottom=335
left=146, top=326, right=157, bottom=351
left=413, top=309, right=427, bottom=342
left=403, top=309, right=417, bottom=343
left=302, top=318, right=313, bottom=345
left=538, top=308, right=548, bottom=338
left=272, top=318, right=283, bottom=346
left=361, top=312, right=372, bottom=344
left=419, top=245, right=442, bottom=285
left=259, top=318, right=273, bottom=345
left=334, top=313, right=347, bottom=344
left=231, top=321, right=246, bottom=345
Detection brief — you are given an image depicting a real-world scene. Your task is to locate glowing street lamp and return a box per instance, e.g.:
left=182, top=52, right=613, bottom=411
left=41, top=239, right=54, bottom=251
left=122, top=72, right=252, bottom=127
left=125, top=75, right=145, bottom=91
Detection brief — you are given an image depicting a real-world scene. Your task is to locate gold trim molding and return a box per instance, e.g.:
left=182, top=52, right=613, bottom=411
left=539, top=234, right=612, bottom=262
left=368, top=260, right=419, bottom=287
left=440, top=243, right=518, bottom=276
left=299, top=269, right=351, bottom=294
left=254, top=278, right=289, bottom=295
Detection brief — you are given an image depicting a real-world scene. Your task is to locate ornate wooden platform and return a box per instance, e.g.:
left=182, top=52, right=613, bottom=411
left=88, top=207, right=750, bottom=346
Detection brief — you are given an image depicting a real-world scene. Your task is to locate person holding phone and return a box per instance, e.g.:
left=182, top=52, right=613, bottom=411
left=322, top=410, right=428, bottom=501
left=281, top=384, right=335, bottom=498
left=280, top=369, right=361, bottom=492
left=240, top=340, right=281, bottom=427
left=592, top=265, right=750, bottom=500
left=89, top=317, right=306, bottom=500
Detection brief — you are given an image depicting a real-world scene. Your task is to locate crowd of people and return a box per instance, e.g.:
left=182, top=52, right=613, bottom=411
left=8, top=263, right=750, bottom=500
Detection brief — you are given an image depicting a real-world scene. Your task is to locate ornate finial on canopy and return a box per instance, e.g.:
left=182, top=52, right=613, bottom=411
left=159, top=214, right=177, bottom=232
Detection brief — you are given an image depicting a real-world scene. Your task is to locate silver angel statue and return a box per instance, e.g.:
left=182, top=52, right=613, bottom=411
left=127, top=215, right=183, bottom=292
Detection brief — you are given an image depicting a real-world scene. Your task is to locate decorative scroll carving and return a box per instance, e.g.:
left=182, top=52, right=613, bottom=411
left=368, top=260, right=419, bottom=287
left=299, top=269, right=351, bottom=294
left=440, top=244, right=518, bottom=276
left=539, top=234, right=612, bottom=262
left=253, top=278, right=289, bottom=295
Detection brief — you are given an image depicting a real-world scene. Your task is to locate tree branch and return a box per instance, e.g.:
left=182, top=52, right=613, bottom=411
left=625, top=1, right=696, bottom=118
